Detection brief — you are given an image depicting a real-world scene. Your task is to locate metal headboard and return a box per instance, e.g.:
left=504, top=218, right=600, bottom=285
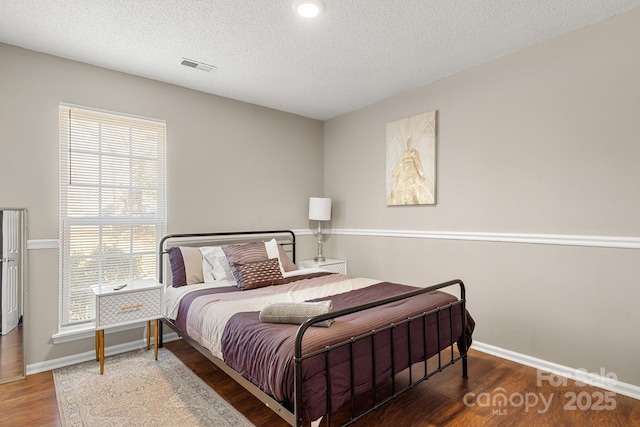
left=158, top=230, right=296, bottom=284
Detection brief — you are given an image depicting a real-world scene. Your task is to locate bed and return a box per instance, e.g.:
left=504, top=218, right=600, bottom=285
left=158, top=230, right=474, bottom=427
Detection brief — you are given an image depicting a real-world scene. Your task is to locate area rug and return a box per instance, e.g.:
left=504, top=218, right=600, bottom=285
left=53, top=348, right=255, bottom=427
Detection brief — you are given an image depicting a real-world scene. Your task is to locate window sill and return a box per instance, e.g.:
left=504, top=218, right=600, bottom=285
left=52, top=321, right=150, bottom=344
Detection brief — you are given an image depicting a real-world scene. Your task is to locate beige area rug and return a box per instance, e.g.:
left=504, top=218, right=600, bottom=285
left=53, top=348, right=255, bottom=427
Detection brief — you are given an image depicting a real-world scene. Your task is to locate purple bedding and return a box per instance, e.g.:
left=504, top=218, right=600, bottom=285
left=173, top=275, right=474, bottom=422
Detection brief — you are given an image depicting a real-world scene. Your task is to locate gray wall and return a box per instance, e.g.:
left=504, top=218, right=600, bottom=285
left=323, top=8, right=640, bottom=386
left=0, top=42, right=324, bottom=366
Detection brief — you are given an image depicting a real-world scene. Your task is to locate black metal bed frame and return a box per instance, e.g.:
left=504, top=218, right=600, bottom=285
left=158, top=230, right=468, bottom=427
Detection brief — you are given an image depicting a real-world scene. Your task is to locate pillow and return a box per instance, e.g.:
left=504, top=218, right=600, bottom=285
left=263, top=238, right=297, bottom=273
left=259, top=300, right=334, bottom=327
left=222, top=240, right=294, bottom=288
left=200, top=246, right=234, bottom=282
left=231, top=258, right=284, bottom=290
left=167, top=246, right=203, bottom=287
left=223, top=241, right=268, bottom=266
left=277, top=244, right=298, bottom=272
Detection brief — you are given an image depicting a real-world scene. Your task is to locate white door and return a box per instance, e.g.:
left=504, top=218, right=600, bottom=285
left=1, top=210, right=21, bottom=335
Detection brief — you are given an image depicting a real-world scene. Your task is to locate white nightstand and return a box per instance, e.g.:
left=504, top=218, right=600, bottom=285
left=299, top=258, right=348, bottom=275
left=92, top=279, right=163, bottom=374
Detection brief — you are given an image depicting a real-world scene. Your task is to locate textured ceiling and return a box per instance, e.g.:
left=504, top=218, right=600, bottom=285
left=1, top=1, right=639, bottom=120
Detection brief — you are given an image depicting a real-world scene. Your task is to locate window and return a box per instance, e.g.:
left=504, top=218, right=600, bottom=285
left=59, top=105, right=166, bottom=327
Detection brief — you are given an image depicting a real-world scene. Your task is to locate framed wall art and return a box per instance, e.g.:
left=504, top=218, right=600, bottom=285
left=386, top=110, right=437, bottom=206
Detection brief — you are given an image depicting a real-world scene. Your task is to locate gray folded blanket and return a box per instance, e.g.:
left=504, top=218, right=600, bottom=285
left=259, top=300, right=334, bottom=327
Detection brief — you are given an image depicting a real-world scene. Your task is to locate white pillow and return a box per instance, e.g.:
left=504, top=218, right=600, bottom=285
left=264, top=238, right=286, bottom=275
left=200, top=246, right=234, bottom=282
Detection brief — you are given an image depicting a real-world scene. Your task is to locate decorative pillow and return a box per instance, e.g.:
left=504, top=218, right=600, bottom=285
left=263, top=238, right=298, bottom=274
left=223, top=241, right=268, bottom=266
left=167, top=246, right=204, bottom=287
left=259, top=300, right=334, bottom=327
left=200, top=246, right=234, bottom=282
left=231, top=258, right=284, bottom=290
left=277, top=244, right=298, bottom=272
left=222, top=240, right=296, bottom=288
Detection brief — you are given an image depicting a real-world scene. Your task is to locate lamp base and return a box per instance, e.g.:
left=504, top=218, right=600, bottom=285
left=314, top=222, right=326, bottom=264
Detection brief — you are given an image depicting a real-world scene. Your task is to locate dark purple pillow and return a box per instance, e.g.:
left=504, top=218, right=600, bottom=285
left=167, top=246, right=187, bottom=287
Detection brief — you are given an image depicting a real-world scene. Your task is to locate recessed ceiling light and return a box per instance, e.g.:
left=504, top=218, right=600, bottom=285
left=293, top=0, right=324, bottom=18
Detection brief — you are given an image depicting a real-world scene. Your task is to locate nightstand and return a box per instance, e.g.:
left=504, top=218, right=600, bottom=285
left=92, top=279, right=163, bottom=374
left=299, top=258, right=347, bottom=275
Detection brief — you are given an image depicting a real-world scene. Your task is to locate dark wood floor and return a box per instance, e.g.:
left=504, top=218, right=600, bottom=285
left=1, top=339, right=638, bottom=426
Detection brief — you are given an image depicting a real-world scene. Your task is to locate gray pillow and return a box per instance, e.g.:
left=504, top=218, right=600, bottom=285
left=259, top=300, right=334, bottom=327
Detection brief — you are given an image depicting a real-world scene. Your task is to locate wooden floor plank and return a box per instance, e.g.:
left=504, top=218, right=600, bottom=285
left=1, top=340, right=638, bottom=426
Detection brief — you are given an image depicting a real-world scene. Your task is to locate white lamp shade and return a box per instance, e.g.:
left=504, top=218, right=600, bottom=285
left=309, top=197, right=332, bottom=221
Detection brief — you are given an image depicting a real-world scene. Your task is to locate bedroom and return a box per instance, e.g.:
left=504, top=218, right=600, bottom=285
left=1, top=1, right=639, bottom=425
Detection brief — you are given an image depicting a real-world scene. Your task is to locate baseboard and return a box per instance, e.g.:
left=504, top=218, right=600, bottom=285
left=471, top=341, right=640, bottom=401
left=26, top=332, right=180, bottom=375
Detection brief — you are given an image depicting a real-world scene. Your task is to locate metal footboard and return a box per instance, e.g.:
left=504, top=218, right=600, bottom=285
left=294, top=279, right=468, bottom=427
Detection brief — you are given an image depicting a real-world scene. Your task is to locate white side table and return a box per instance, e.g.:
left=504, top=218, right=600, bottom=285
left=299, top=258, right=347, bottom=275
left=92, top=279, right=163, bottom=374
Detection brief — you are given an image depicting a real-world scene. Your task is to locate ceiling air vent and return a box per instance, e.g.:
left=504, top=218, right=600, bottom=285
left=181, top=58, right=216, bottom=72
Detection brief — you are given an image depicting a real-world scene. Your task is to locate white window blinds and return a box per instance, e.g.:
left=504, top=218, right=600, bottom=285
left=59, top=105, right=166, bottom=326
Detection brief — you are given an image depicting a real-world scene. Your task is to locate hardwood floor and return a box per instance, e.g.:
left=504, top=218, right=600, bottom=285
left=0, top=324, right=24, bottom=381
left=0, top=369, right=61, bottom=427
left=1, top=340, right=638, bottom=426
